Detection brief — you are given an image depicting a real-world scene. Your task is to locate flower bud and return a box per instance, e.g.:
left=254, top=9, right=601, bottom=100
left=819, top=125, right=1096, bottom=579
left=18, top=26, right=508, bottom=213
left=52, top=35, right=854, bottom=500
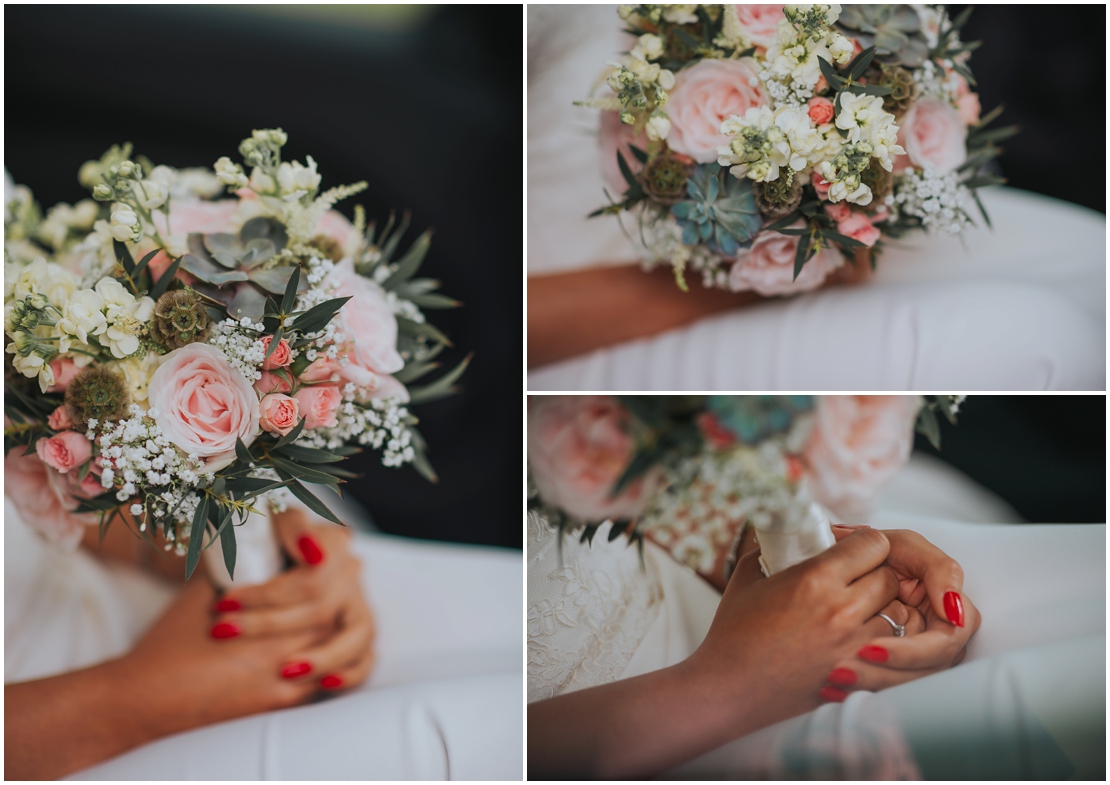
left=93, top=183, right=114, bottom=201
left=116, top=160, right=139, bottom=178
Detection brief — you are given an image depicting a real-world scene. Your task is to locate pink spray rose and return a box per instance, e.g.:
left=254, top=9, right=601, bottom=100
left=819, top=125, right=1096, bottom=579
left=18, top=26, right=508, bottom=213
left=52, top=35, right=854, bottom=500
left=732, top=5, right=786, bottom=49
left=294, top=385, right=342, bottom=429
left=255, top=371, right=292, bottom=395
left=5, top=448, right=98, bottom=549
left=956, top=92, right=981, bottom=126
left=836, top=212, right=882, bottom=248
left=361, top=372, right=410, bottom=403
left=666, top=58, right=769, bottom=163
left=824, top=202, right=852, bottom=223
left=46, top=357, right=81, bottom=393
left=258, top=394, right=300, bottom=436
left=807, top=96, right=835, bottom=125
left=803, top=395, right=921, bottom=523
left=148, top=342, right=260, bottom=470
left=527, top=396, right=661, bottom=522
left=299, top=357, right=342, bottom=383
left=259, top=336, right=292, bottom=370
left=899, top=97, right=967, bottom=174
left=599, top=110, right=648, bottom=197
left=327, top=258, right=404, bottom=387
left=48, top=405, right=74, bottom=431
left=728, top=226, right=843, bottom=296
left=35, top=430, right=92, bottom=474
left=811, top=171, right=832, bottom=200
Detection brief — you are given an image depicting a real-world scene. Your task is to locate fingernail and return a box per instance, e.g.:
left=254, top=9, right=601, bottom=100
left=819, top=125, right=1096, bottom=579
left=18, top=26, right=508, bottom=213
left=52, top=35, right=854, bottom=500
left=298, top=535, right=324, bottom=565
left=210, top=621, right=241, bottom=639
left=832, top=524, right=871, bottom=529
left=944, top=591, right=965, bottom=627
left=827, top=667, right=858, bottom=687
left=320, top=674, right=343, bottom=689
left=281, top=661, right=312, bottom=679
left=858, top=645, right=889, bottom=663
left=214, top=597, right=241, bottom=613
left=819, top=686, right=848, bottom=702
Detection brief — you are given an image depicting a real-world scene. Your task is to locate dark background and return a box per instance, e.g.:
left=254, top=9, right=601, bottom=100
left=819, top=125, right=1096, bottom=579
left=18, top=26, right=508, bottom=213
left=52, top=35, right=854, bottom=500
left=951, top=4, right=1105, bottom=214
left=6, top=5, right=523, bottom=549
left=915, top=395, right=1105, bottom=523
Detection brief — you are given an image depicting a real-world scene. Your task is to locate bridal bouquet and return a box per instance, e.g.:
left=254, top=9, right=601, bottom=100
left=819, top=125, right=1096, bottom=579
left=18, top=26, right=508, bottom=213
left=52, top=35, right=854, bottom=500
left=528, top=395, right=962, bottom=574
left=5, top=129, right=467, bottom=582
left=582, top=4, right=1016, bottom=294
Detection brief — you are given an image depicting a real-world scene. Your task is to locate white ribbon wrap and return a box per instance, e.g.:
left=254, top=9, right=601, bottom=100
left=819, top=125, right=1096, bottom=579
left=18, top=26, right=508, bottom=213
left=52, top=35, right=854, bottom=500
left=754, top=494, right=837, bottom=576
left=204, top=506, right=284, bottom=589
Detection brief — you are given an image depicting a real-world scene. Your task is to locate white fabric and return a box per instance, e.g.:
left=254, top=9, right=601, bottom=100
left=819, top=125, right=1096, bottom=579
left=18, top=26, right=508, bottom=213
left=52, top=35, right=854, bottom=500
left=526, top=456, right=1106, bottom=778
left=526, top=5, right=1106, bottom=391
left=4, top=500, right=523, bottom=780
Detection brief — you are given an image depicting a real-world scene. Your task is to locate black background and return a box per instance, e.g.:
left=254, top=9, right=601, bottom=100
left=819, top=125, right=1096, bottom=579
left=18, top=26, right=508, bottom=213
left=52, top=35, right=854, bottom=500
left=6, top=5, right=524, bottom=549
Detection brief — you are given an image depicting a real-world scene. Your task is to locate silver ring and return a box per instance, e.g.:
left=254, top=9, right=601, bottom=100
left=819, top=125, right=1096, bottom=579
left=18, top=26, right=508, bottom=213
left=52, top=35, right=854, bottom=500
left=876, top=612, right=906, bottom=637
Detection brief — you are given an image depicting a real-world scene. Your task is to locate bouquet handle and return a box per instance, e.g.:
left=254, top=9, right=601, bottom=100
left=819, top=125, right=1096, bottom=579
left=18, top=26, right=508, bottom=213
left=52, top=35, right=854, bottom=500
left=755, top=495, right=837, bottom=577
left=205, top=506, right=284, bottom=589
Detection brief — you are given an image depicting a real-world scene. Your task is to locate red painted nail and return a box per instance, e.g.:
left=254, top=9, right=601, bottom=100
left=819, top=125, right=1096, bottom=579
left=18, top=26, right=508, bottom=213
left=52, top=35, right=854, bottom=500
left=319, top=674, right=343, bottom=689
left=210, top=621, right=240, bottom=639
left=832, top=524, right=871, bottom=529
left=214, top=597, right=241, bottom=613
left=827, top=667, right=858, bottom=687
left=819, top=686, right=848, bottom=703
left=858, top=645, right=889, bottom=663
left=281, top=661, right=312, bottom=679
left=944, top=591, right=965, bottom=627
left=298, top=535, right=324, bottom=565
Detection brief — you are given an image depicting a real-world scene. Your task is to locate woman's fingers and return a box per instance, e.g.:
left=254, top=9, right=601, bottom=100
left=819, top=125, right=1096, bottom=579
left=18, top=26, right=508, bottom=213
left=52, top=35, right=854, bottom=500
left=271, top=506, right=350, bottom=567
left=882, top=529, right=967, bottom=628
left=278, top=600, right=376, bottom=686
left=211, top=601, right=337, bottom=640
left=317, top=643, right=377, bottom=693
left=814, top=527, right=891, bottom=586
left=824, top=658, right=950, bottom=695
left=838, top=562, right=900, bottom=625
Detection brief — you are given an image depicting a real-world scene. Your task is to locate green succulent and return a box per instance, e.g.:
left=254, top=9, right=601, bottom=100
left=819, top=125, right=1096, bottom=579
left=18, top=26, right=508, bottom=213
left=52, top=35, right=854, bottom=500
left=670, top=165, right=762, bottom=256
left=836, top=5, right=930, bottom=67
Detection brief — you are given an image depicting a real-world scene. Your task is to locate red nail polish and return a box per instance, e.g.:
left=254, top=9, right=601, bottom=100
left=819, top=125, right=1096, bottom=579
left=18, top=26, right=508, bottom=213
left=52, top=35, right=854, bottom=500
left=319, top=674, right=343, bottom=689
left=298, top=535, right=324, bottom=565
left=210, top=621, right=240, bottom=639
left=819, top=686, right=848, bottom=702
left=827, top=667, right=858, bottom=686
left=944, top=591, right=965, bottom=627
left=832, top=524, right=871, bottom=529
left=214, top=597, right=241, bottom=613
left=281, top=661, right=312, bottom=679
left=858, top=645, right=889, bottom=663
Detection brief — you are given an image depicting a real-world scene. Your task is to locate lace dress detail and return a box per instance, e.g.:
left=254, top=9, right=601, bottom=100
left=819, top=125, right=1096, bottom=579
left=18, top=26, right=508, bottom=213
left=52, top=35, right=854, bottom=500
left=527, top=512, right=662, bottom=702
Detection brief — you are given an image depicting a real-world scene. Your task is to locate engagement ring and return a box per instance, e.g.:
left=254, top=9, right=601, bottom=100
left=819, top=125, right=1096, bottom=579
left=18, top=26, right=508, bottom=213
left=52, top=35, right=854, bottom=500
left=877, top=612, right=906, bottom=637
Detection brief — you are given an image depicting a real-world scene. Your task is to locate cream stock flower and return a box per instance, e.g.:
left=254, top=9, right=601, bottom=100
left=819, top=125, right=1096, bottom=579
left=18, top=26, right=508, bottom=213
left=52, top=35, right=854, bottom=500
left=277, top=157, right=321, bottom=201
left=57, top=288, right=107, bottom=345
left=109, top=204, right=141, bottom=242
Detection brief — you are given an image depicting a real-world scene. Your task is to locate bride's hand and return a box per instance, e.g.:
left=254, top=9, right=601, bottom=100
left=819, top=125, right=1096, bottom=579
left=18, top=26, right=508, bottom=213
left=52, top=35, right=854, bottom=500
left=209, top=507, right=376, bottom=691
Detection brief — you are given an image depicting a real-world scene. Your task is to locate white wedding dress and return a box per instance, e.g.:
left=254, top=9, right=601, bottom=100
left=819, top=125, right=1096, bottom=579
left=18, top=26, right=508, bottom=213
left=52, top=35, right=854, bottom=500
left=527, top=453, right=1106, bottom=779
left=4, top=498, right=523, bottom=780
left=527, top=5, right=1106, bottom=391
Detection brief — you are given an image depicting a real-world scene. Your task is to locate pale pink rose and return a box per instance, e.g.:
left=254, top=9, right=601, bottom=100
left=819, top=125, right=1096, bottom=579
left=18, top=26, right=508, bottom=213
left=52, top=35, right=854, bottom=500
left=299, top=357, right=342, bottom=383
left=258, top=394, right=300, bottom=436
left=5, top=448, right=97, bottom=549
left=48, top=405, right=74, bottom=431
left=803, top=395, right=921, bottom=523
left=527, top=396, right=660, bottom=522
left=811, top=171, right=832, bottom=200
left=899, top=97, right=967, bottom=174
left=824, top=202, right=852, bottom=223
left=733, top=4, right=785, bottom=49
left=728, top=227, right=843, bottom=296
left=294, top=385, right=342, bottom=429
left=255, top=371, right=292, bottom=395
left=362, top=372, right=410, bottom=403
left=836, top=212, right=882, bottom=247
left=259, top=335, right=292, bottom=370
left=47, top=357, right=81, bottom=393
left=315, top=210, right=361, bottom=259
left=666, top=58, right=769, bottom=163
left=807, top=96, right=835, bottom=125
left=599, top=110, right=648, bottom=197
left=956, top=92, right=981, bottom=126
left=327, top=259, right=404, bottom=382
left=148, top=343, right=260, bottom=470
left=35, top=430, right=92, bottom=474
left=166, top=198, right=241, bottom=235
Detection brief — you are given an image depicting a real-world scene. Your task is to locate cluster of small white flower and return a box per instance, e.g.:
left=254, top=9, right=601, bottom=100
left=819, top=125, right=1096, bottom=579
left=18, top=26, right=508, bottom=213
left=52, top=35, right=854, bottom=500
left=385, top=290, right=424, bottom=323
left=893, top=166, right=973, bottom=235
left=638, top=215, right=727, bottom=289
left=912, top=58, right=960, bottom=104
left=299, top=388, right=415, bottom=468
left=211, top=317, right=267, bottom=381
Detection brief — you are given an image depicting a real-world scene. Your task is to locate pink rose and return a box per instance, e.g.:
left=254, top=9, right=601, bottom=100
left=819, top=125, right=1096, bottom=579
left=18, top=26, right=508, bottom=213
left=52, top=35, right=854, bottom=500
left=294, top=385, right=342, bottom=430
left=5, top=448, right=97, bottom=549
left=899, top=97, right=967, bottom=174
left=527, top=396, right=660, bottom=522
left=48, top=405, right=74, bottom=431
left=732, top=5, right=785, bottom=49
left=956, top=92, right=981, bottom=126
left=47, top=357, right=81, bottom=393
left=35, top=430, right=92, bottom=473
left=666, top=58, right=769, bottom=163
left=259, top=336, right=292, bottom=370
left=836, top=212, right=882, bottom=248
left=327, top=259, right=404, bottom=387
left=824, top=202, right=852, bottom=223
left=803, top=395, right=921, bottom=523
left=258, top=394, right=300, bottom=436
left=599, top=110, right=648, bottom=197
left=361, top=372, right=410, bottom=403
left=728, top=227, right=843, bottom=296
left=315, top=210, right=361, bottom=259
left=148, top=343, right=260, bottom=470
left=299, top=357, right=342, bottom=383
left=807, top=96, right=835, bottom=125
left=255, top=371, right=292, bottom=395
left=165, top=198, right=241, bottom=235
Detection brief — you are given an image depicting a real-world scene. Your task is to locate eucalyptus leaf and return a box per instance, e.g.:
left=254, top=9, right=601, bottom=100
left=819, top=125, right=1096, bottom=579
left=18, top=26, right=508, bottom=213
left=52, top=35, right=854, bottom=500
left=382, top=230, right=433, bottom=291
left=184, top=493, right=210, bottom=580
left=406, top=353, right=471, bottom=405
